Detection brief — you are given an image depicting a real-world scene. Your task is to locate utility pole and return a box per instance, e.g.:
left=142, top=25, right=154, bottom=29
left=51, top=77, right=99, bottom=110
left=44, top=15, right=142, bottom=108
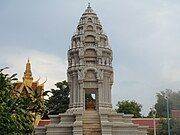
left=150, top=107, right=157, bottom=135
left=166, top=95, right=171, bottom=135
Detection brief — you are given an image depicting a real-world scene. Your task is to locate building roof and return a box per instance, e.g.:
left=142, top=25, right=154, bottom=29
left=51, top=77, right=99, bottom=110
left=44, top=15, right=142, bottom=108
left=14, top=59, right=45, bottom=97
left=132, top=118, right=161, bottom=128
left=38, top=120, right=51, bottom=127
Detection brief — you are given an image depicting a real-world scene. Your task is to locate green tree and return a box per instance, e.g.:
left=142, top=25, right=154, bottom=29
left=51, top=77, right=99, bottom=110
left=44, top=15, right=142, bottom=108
left=156, top=118, right=180, bottom=135
left=156, top=118, right=168, bottom=135
left=25, top=87, right=48, bottom=127
left=155, top=89, right=180, bottom=117
left=116, top=100, right=142, bottom=118
left=0, top=68, right=33, bottom=134
left=46, top=80, right=69, bottom=115
left=172, top=118, right=180, bottom=135
left=149, top=89, right=180, bottom=135
left=13, top=78, right=49, bottom=128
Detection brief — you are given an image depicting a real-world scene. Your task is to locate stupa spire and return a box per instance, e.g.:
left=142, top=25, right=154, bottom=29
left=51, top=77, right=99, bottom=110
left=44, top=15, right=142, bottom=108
left=23, top=58, right=33, bottom=83
left=88, top=2, right=91, bottom=8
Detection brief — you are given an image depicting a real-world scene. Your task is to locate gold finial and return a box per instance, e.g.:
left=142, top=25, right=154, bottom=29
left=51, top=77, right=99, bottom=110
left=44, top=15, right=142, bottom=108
left=28, top=57, right=30, bottom=63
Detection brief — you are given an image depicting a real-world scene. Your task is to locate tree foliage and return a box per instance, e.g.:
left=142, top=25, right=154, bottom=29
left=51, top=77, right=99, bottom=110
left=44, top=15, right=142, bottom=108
left=46, top=80, right=69, bottom=115
left=0, top=68, right=47, bottom=134
left=149, top=89, right=180, bottom=135
left=0, top=68, right=33, bottom=134
left=116, top=100, right=142, bottom=118
left=155, top=89, right=180, bottom=117
left=24, top=87, right=48, bottom=126
left=156, top=119, right=169, bottom=135
left=156, top=118, right=180, bottom=135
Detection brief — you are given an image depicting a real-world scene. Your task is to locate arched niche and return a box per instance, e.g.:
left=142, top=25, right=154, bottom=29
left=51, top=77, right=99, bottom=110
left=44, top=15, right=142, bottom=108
left=84, top=49, right=97, bottom=58
left=85, top=70, right=97, bottom=80
left=100, top=37, right=106, bottom=45
left=83, top=67, right=100, bottom=80
left=78, top=26, right=83, bottom=34
left=86, top=25, right=93, bottom=31
left=85, top=35, right=95, bottom=43
left=88, top=18, right=93, bottom=23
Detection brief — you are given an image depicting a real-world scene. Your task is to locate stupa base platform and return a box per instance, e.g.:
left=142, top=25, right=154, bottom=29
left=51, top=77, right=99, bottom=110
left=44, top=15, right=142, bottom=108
left=35, top=108, right=147, bottom=135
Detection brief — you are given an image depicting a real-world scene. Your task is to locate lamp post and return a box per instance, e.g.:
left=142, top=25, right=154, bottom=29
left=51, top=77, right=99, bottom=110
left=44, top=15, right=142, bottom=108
left=150, top=107, right=157, bottom=135
left=165, top=95, right=171, bottom=135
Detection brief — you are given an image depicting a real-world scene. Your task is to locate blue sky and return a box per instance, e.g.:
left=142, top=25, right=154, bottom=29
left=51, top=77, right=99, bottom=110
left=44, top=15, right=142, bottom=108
left=0, top=0, right=180, bottom=115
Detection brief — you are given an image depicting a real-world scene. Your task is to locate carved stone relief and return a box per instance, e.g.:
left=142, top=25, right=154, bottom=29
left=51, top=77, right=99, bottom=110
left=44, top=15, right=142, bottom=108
left=84, top=49, right=96, bottom=58
left=99, top=70, right=104, bottom=80
left=78, top=70, right=83, bottom=80
left=84, top=35, right=95, bottom=43
left=85, top=70, right=96, bottom=80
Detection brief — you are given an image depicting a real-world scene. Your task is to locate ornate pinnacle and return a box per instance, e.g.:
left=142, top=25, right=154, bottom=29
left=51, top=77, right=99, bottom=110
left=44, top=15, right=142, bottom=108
left=88, top=2, right=91, bottom=8
left=23, top=58, right=33, bottom=81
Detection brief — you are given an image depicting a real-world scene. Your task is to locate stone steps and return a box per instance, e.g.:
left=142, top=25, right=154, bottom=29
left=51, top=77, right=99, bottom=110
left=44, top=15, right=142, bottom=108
left=83, top=110, right=102, bottom=135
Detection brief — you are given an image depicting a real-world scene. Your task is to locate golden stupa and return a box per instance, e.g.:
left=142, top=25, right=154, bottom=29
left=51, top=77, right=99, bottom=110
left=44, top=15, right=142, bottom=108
left=14, top=59, right=45, bottom=98
left=14, top=59, right=45, bottom=126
